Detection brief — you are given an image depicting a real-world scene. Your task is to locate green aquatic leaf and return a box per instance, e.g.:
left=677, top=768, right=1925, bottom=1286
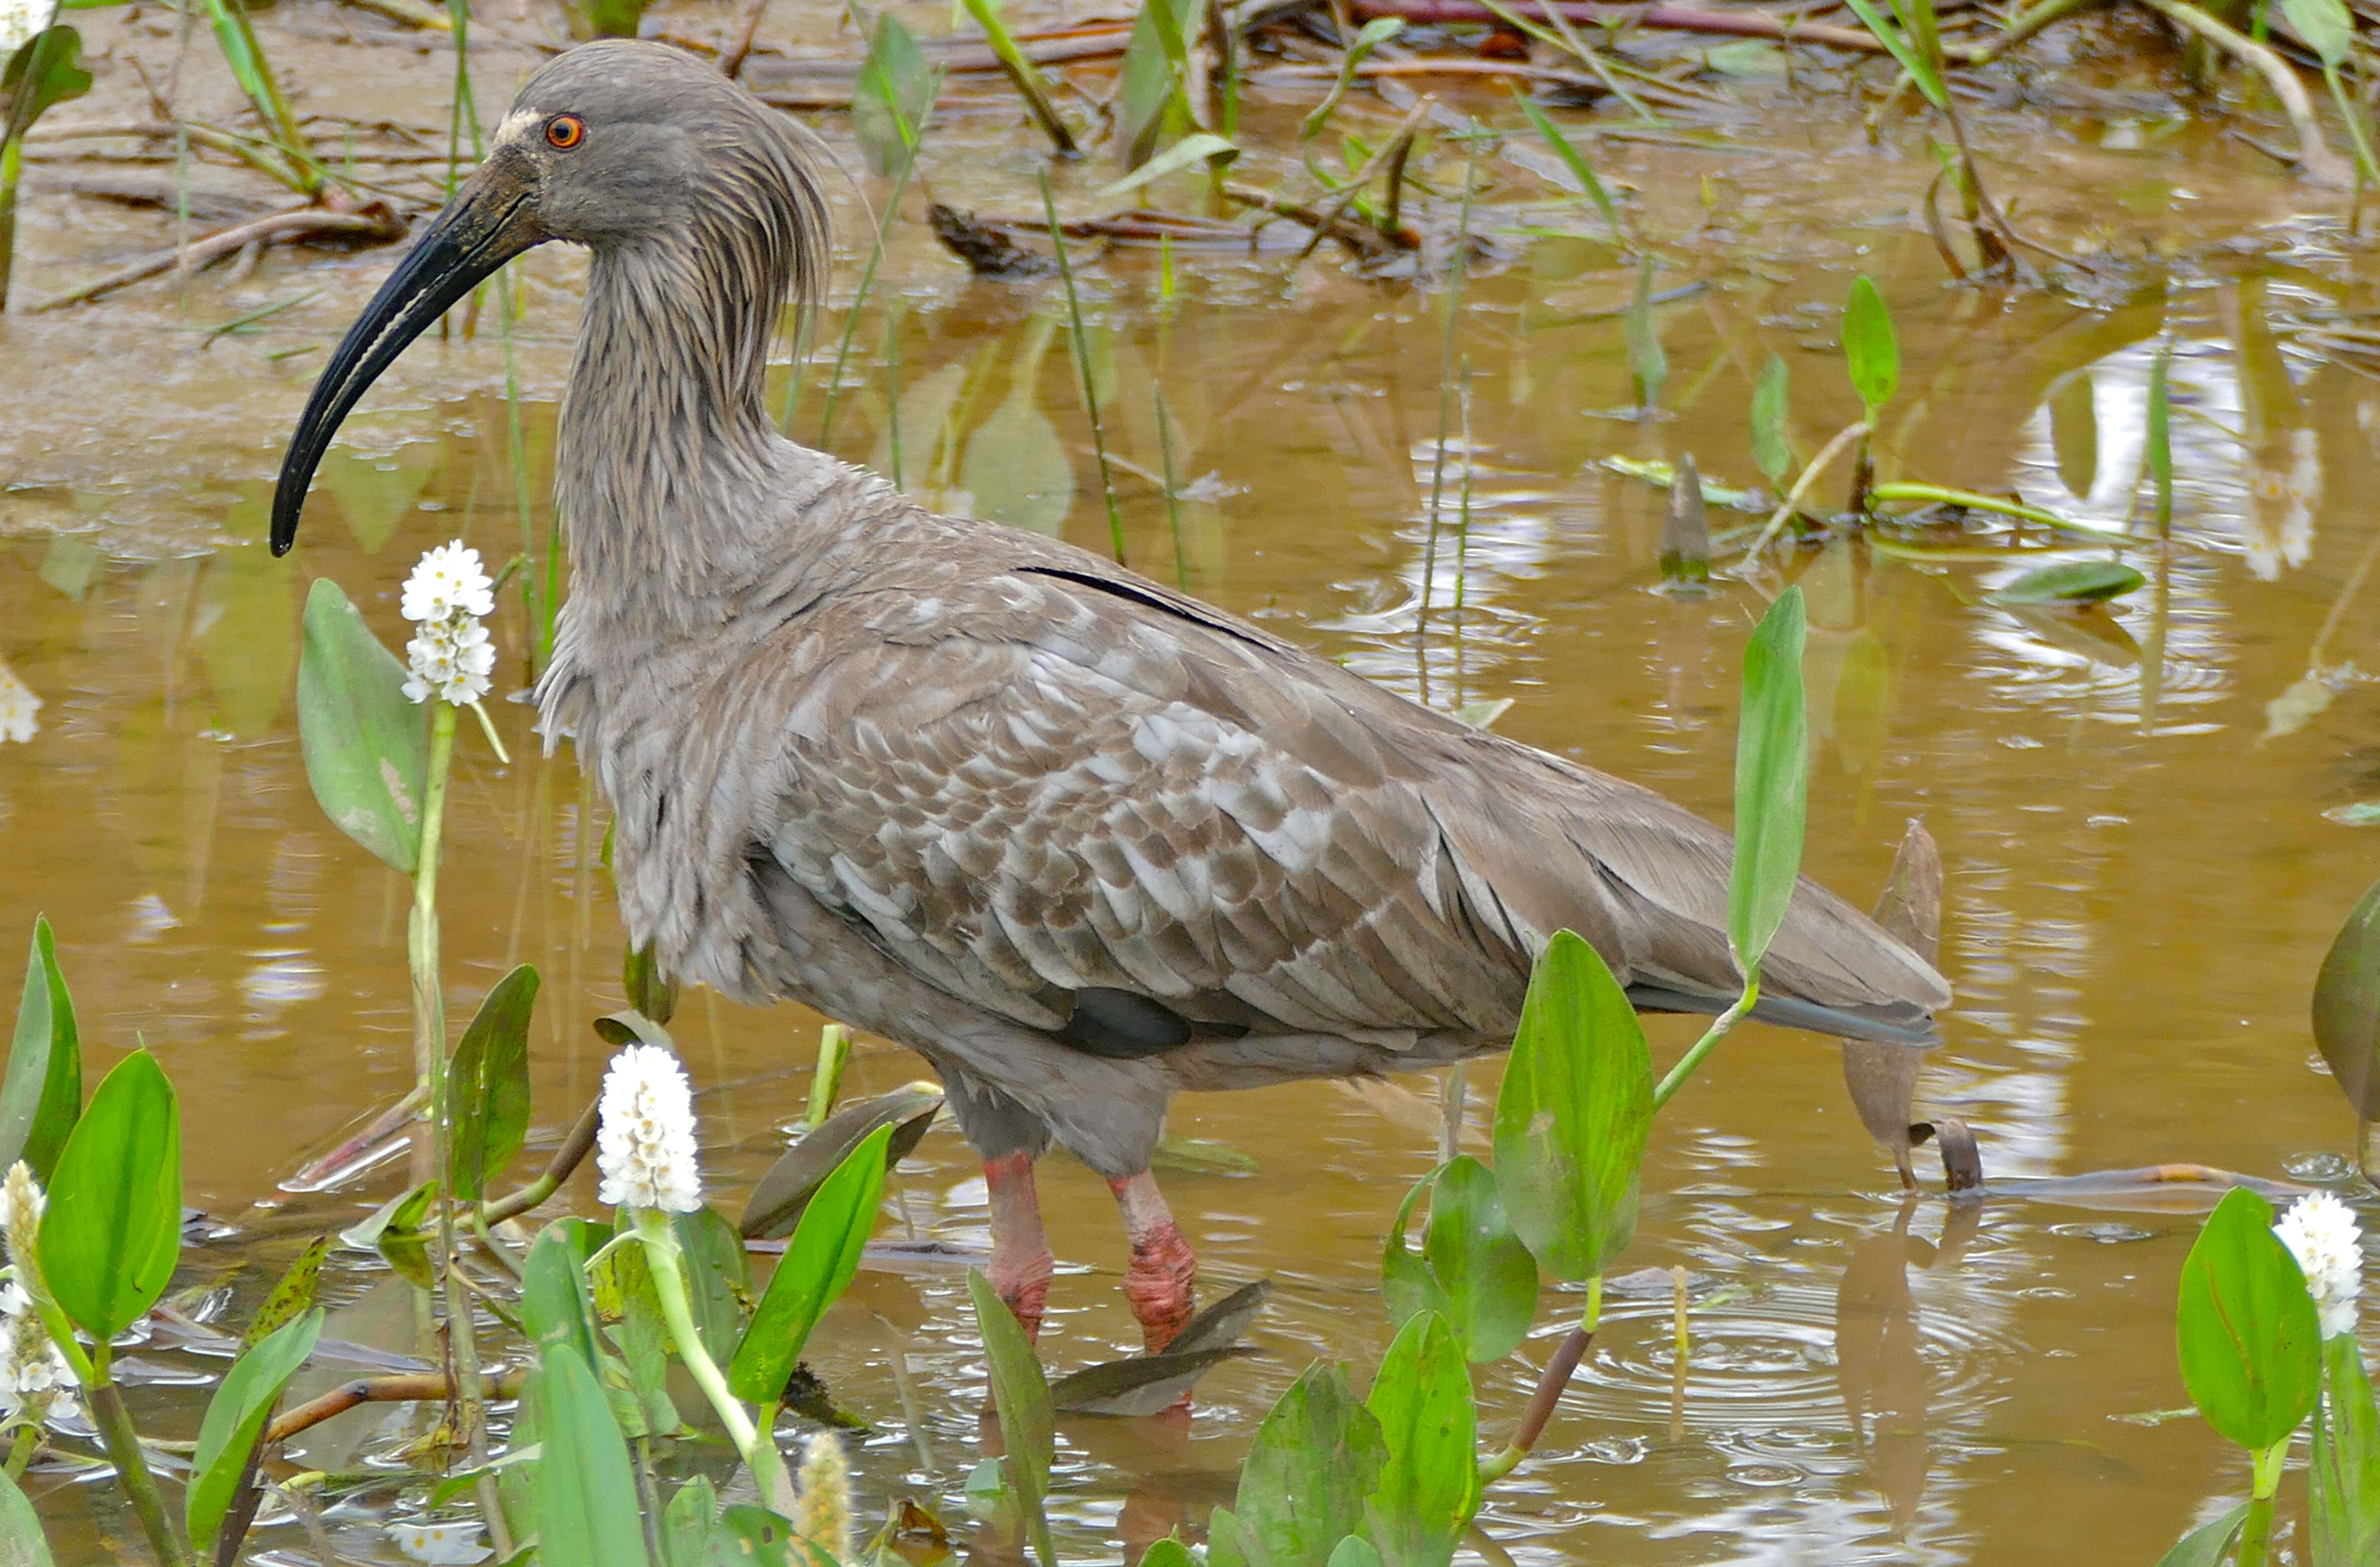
left=853, top=9, right=931, bottom=175
left=1516, top=96, right=1624, bottom=244
left=738, top=1083, right=940, bottom=1240
left=967, top=1269, right=1056, bottom=1567
left=296, top=578, right=426, bottom=874
left=1984, top=560, right=2145, bottom=606
left=2313, top=1330, right=2380, bottom=1566
left=1492, top=930, right=1652, bottom=1282
left=40, top=1048, right=179, bottom=1340
left=1097, top=132, right=1238, bottom=200
left=1115, top=0, right=1198, bottom=169
left=0, top=1466, right=52, bottom=1567
left=1840, top=275, right=1899, bottom=417
left=729, top=1123, right=890, bottom=1402
left=1730, top=585, right=1809, bottom=974
left=674, top=1204, right=751, bottom=1368
left=2283, top=0, right=2354, bottom=67
left=1140, top=1539, right=1199, bottom=1567
left=447, top=964, right=539, bottom=1202
left=662, top=1476, right=720, bottom=1567
left=2, top=26, right=93, bottom=132
left=1328, top=1539, right=1383, bottom=1567
left=1750, top=353, right=1793, bottom=488
left=0, top=916, right=79, bottom=1182
left=1232, top=1361, right=1386, bottom=1567
left=239, top=1233, right=329, bottom=1353
left=2148, top=340, right=2175, bottom=539
left=1364, top=1311, right=1479, bottom=1567
left=2310, top=875, right=2380, bottom=1120
left=186, top=1308, right=324, bottom=1556
left=520, top=1218, right=606, bottom=1374
left=1624, top=257, right=1666, bottom=413
left=537, top=1342, right=654, bottom=1567
left=2176, top=1187, right=2321, bottom=1453
left=1839, top=0, right=1947, bottom=109
left=1380, top=1157, right=1536, bottom=1365
left=958, top=0, right=1077, bottom=153
left=2153, top=1502, right=2250, bottom=1567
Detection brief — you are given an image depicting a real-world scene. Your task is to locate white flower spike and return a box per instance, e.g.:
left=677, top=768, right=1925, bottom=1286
left=2275, top=1189, right=2363, bottom=1340
left=400, top=541, right=498, bottom=709
left=0, top=0, right=60, bottom=61
left=596, top=1043, right=703, bottom=1214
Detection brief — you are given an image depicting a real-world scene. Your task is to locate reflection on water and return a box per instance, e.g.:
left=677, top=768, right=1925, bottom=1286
left=7, top=214, right=2380, bottom=1562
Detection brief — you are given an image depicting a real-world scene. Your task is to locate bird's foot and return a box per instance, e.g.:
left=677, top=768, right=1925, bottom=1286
left=1110, top=1171, right=1198, bottom=1354
left=984, top=1151, right=1054, bottom=1343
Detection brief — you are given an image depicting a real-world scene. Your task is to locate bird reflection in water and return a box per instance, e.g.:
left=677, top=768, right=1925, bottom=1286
left=1835, top=1198, right=1981, bottom=1536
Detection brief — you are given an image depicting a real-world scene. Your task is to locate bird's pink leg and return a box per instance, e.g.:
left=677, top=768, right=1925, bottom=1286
left=1108, top=1170, right=1197, bottom=1352
left=984, top=1152, right=1053, bottom=1341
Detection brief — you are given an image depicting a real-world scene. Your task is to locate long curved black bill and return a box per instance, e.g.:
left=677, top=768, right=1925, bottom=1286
left=271, top=161, right=544, bottom=556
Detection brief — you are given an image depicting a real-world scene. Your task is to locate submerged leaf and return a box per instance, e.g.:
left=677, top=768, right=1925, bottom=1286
left=1984, top=560, right=2145, bottom=606
left=1841, top=276, right=1899, bottom=416
left=1049, top=1346, right=1260, bottom=1416
left=852, top=10, right=932, bottom=176
left=1750, top=353, right=1793, bottom=487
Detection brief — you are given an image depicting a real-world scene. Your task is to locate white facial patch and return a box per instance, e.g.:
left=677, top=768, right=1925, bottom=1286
left=494, top=107, right=545, bottom=148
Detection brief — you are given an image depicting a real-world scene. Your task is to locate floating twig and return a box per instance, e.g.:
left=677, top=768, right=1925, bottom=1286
left=30, top=202, right=407, bottom=311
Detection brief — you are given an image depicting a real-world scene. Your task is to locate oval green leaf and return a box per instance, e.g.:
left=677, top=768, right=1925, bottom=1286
left=1750, top=353, right=1792, bottom=487
left=728, top=1123, right=890, bottom=1403
left=1493, top=930, right=1652, bottom=1283
left=1841, top=275, right=1898, bottom=416
left=39, top=1048, right=179, bottom=1340
left=296, top=578, right=426, bottom=874
left=0, top=916, right=80, bottom=1182
left=0, top=1465, right=52, bottom=1567
left=536, top=1343, right=654, bottom=1567
left=967, top=1268, right=1057, bottom=1567
left=1984, top=560, right=2145, bottom=607
left=447, top=964, right=539, bottom=1202
left=1233, top=1361, right=1386, bottom=1567
left=186, top=1307, right=324, bottom=1556
left=2175, top=1186, right=2322, bottom=1452
left=1381, top=1158, right=1536, bottom=1366
left=1730, top=585, right=1809, bottom=974
left=1364, top=1311, right=1479, bottom=1567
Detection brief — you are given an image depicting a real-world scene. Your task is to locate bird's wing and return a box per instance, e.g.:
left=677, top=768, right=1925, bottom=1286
left=741, top=562, right=1594, bottom=1054
left=727, top=541, right=1944, bottom=1056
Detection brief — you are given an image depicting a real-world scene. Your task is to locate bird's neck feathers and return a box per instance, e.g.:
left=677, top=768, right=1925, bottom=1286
left=553, top=139, right=833, bottom=634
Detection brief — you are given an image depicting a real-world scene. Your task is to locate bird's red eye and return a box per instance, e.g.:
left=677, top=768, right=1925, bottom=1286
left=546, top=115, right=585, bottom=150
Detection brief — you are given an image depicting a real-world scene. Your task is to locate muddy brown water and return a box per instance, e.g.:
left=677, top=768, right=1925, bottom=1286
left=8, top=2, right=2380, bottom=1560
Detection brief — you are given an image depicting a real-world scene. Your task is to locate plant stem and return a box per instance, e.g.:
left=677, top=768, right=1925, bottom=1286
left=1479, top=1278, right=1602, bottom=1483
left=1040, top=168, right=1127, bottom=567
left=1651, top=982, right=1759, bottom=1110
left=479, top=1094, right=601, bottom=1225
left=89, top=1377, right=195, bottom=1567
left=1737, top=420, right=1868, bottom=567
left=633, top=1209, right=795, bottom=1512
left=0, top=134, right=22, bottom=314
left=817, top=89, right=933, bottom=449
left=411, top=705, right=455, bottom=1096
left=2251, top=1435, right=2289, bottom=1499
left=805, top=1024, right=850, bottom=1131
left=3, top=1423, right=34, bottom=1480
